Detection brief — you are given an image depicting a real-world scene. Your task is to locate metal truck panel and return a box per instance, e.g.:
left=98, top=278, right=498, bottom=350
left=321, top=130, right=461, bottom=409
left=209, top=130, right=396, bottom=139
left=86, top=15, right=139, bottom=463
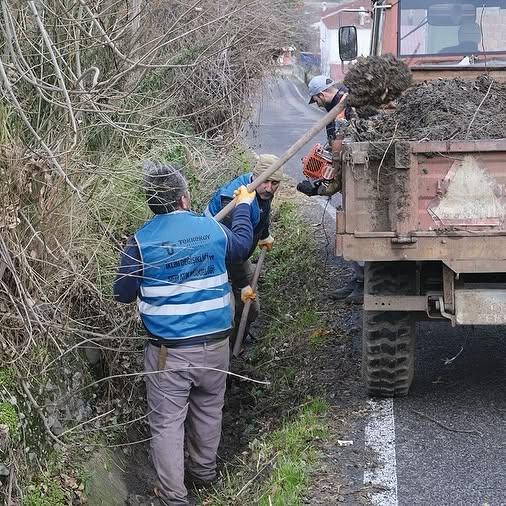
left=454, top=288, right=506, bottom=325
left=340, top=139, right=506, bottom=266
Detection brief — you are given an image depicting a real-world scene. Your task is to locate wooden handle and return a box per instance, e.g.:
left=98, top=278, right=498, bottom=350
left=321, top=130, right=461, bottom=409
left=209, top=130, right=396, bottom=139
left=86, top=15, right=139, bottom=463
left=232, top=248, right=268, bottom=357
left=214, top=98, right=347, bottom=222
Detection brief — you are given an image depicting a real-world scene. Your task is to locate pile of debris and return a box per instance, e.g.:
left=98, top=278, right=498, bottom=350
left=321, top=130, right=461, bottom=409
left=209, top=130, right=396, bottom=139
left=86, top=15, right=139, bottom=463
left=348, top=74, right=506, bottom=142
left=344, top=54, right=412, bottom=108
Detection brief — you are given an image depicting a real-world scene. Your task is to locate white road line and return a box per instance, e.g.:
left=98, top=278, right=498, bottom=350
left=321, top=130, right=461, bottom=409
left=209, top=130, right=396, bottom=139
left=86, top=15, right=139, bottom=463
left=364, top=399, right=399, bottom=506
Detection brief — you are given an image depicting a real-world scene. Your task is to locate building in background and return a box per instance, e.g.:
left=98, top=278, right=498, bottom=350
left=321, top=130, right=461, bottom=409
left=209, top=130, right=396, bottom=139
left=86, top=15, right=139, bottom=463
left=319, top=1, right=371, bottom=81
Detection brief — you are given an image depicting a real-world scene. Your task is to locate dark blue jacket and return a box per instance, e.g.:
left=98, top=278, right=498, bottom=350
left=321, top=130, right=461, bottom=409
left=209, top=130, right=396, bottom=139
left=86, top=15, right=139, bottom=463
left=326, top=85, right=353, bottom=141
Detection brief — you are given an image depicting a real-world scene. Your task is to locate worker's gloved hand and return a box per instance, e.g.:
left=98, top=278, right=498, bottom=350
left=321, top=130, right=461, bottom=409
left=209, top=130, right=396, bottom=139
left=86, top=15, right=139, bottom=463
left=240, top=285, right=256, bottom=303
left=257, top=235, right=274, bottom=251
left=233, top=185, right=256, bottom=205
left=297, top=179, right=320, bottom=196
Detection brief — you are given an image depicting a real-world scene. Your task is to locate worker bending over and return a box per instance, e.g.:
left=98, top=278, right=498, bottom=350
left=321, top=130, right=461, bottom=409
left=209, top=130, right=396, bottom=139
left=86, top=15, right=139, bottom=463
left=306, top=75, right=363, bottom=304
left=114, top=161, right=255, bottom=505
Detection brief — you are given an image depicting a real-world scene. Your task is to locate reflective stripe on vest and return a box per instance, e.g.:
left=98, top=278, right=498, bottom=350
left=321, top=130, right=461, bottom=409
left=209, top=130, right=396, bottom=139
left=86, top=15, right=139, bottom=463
left=206, top=172, right=260, bottom=227
left=134, top=211, right=231, bottom=340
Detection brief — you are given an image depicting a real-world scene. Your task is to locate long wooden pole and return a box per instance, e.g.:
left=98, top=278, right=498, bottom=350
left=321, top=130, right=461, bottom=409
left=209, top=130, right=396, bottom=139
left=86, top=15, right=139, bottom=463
left=220, top=97, right=347, bottom=357
left=214, top=98, right=347, bottom=222
left=232, top=248, right=267, bottom=357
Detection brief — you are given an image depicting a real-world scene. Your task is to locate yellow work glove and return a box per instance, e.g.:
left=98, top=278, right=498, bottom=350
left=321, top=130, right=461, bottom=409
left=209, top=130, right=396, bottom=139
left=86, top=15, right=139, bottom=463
left=240, top=285, right=256, bottom=303
left=233, top=185, right=256, bottom=206
left=257, top=235, right=274, bottom=251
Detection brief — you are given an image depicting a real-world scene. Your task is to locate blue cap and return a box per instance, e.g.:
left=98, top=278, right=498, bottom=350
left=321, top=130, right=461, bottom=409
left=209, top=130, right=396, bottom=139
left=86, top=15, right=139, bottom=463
left=308, top=75, right=335, bottom=103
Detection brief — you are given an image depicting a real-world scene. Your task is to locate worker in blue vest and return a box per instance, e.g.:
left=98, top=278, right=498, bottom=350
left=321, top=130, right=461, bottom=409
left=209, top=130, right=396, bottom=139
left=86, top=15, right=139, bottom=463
left=114, top=160, right=255, bottom=506
left=205, top=154, right=281, bottom=349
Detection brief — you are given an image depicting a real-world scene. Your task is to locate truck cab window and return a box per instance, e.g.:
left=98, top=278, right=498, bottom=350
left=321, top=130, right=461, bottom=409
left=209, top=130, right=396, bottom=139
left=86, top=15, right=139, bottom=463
left=399, top=0, right=506, bottom=57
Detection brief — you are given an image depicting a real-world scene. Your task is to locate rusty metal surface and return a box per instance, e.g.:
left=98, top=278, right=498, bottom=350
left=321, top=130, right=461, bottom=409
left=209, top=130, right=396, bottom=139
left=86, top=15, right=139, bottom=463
left=335, top=234, right=343, bottom=257
left=454, top=289, right=506, bottom=325
left=426, top=155, right=506, bottom=228
left=419, top=153, right=506, bottom=231
left=364, top=294, right=428, bottom=312
left=411, top=140, right=506, bottom=153
left=340, top=235, right=506, bottom=266
left=411, top=68, right=506, bottom=83
left=341, top=139, right=506, bottom=265
left=443, top=260, right=506, bottom=273
left=336, top=209, right=346, bottom=234
left=442, top=265, right=455, bottom=314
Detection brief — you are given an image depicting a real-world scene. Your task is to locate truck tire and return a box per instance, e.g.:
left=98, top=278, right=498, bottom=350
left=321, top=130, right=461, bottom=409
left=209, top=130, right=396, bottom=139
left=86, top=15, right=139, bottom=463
left=363, top=261, right=417, bottom=397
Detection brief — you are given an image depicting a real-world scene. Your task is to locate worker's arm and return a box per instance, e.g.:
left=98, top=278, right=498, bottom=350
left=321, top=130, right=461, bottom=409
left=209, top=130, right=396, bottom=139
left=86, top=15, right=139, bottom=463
left=221, top=202, right=254, bottom=262
left=113, top=238, right=142, bottom=303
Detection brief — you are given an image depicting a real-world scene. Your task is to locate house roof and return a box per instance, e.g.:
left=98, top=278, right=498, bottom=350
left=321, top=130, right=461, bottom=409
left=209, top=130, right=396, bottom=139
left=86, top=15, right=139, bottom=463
left=321, top=0, right=372, bottom=29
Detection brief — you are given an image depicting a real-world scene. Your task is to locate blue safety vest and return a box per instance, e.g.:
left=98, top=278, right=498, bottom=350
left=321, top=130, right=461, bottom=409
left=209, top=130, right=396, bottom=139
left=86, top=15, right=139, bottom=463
left=134, top=211, right=232, bottom=340
left=205, top=172, right=260, bottom=228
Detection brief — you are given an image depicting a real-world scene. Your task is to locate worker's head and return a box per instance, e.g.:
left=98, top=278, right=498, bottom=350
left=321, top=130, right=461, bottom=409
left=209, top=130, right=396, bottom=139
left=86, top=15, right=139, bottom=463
left=142, top=160, right=190, bottom=214
left=458, top=21, right=481, bottom=46
left=252, top=154, right=282, bottom=200
left=308, top=75, right=337, bottom=108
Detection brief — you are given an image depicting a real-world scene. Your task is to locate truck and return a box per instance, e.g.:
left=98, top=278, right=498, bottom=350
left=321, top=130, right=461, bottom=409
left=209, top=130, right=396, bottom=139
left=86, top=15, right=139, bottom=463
left=335, top=0, right=506, bottom=397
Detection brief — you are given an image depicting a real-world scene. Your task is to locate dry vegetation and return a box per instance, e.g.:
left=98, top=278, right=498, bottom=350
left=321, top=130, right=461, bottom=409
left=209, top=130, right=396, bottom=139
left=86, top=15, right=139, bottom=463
left=0, top=0, right=302, bottom=502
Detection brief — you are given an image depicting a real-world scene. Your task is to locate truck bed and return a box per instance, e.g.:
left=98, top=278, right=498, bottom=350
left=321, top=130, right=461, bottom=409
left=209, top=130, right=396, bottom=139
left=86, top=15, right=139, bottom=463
left=336, top=139, right=506, bottom=273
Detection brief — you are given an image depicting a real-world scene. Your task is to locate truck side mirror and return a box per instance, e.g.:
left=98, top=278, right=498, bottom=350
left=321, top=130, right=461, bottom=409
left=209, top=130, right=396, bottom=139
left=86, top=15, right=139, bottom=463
left=339, top=26, right=358, bottom=62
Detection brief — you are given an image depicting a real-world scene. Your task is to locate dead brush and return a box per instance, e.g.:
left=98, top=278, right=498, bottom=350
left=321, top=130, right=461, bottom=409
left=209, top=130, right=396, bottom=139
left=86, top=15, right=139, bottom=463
left=0, top=0, right=304, bottom=500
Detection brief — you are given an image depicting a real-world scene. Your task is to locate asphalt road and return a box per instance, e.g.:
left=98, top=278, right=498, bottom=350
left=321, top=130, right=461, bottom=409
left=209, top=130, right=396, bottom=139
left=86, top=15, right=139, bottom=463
left=243, top=78, right=323, bottom=167
left=243, top=76, right=506, bottom=506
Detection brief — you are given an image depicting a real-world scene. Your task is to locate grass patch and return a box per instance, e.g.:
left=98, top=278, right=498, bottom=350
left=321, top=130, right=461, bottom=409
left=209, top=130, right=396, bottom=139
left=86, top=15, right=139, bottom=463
left=208, top=399, right=329, bottom=505
left=24, top=477, right=69, bottom=506
left=208, top=195, right=334, bottom=504
left=258, top=400, right=330, bottom=505
left=0, top=367, right=16, bottom=389
left=0, top=401, right=18, bottom=440
left=255, top=200, right=329, bottom=353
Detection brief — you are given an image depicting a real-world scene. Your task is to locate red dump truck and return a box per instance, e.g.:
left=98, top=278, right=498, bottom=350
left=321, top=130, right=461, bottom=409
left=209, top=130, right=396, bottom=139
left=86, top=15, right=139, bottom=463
left=336, top=0, right=506, bottom=397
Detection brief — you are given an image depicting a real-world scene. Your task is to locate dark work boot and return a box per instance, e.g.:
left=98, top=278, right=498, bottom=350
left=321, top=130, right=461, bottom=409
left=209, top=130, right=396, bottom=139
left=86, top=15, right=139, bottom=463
left=329, top=279, right=356, bottom=300
left=345, top=281, right=364, bottom=305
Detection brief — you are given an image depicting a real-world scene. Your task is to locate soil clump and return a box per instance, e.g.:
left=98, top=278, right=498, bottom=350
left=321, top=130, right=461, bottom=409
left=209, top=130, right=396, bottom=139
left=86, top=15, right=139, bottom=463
left=348, top=75, right=506, bottom=142
left=344, top=54, right=412, bottom=108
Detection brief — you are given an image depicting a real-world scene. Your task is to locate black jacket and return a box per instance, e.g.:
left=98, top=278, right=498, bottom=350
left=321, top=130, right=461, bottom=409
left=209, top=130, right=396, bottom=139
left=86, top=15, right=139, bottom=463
left=325, top=86, right=353, bottom=141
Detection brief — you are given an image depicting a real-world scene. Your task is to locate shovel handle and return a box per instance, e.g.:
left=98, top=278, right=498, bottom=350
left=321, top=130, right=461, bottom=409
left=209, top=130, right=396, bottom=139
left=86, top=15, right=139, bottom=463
left=232, top=248, right=268, bottom=357
left=214, top=99, right=347, bottom=223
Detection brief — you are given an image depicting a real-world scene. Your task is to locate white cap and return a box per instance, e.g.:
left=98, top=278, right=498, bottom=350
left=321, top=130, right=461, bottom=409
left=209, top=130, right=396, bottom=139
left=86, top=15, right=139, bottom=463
left=308, top=75, right=335, bottom=103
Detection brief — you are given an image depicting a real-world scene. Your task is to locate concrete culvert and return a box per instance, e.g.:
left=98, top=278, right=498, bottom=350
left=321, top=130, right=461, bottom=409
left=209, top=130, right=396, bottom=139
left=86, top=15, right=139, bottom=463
left=344, top=54, right=412, bottom=108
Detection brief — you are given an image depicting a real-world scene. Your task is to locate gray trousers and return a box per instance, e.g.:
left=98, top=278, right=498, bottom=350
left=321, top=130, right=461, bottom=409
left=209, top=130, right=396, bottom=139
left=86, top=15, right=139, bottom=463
left=144, top=339, right=229, bottom=505
left=352, top=261, right=364, bottom=282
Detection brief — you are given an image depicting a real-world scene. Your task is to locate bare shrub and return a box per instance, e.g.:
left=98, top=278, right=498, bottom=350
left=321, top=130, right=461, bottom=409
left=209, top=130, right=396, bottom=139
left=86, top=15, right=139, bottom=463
left=0, top=0, right=302, bottom=499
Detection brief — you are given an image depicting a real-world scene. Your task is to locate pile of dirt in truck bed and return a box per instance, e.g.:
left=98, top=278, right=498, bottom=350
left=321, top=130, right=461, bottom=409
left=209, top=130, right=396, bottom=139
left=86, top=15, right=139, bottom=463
left=348, top=75, right=506, bottom=142
left=344, top=54, right=413, bottom=108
